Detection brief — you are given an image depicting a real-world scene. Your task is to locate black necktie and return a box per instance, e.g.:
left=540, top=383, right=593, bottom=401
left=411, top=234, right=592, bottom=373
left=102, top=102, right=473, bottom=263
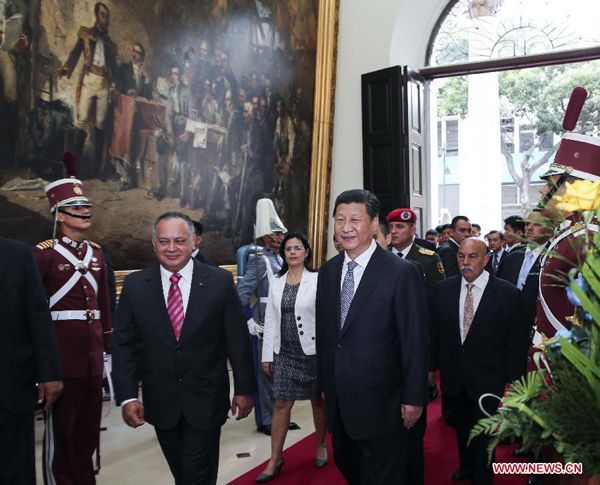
left=398, top=252, right=404, bottom=258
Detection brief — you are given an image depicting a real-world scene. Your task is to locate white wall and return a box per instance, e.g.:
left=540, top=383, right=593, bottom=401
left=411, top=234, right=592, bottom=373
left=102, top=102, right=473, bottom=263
left=327, top=0, right=447, bottom=258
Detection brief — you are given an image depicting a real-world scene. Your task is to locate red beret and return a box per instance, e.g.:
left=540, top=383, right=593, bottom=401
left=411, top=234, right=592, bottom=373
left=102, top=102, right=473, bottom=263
left=386, top=208, right=416, bottom=224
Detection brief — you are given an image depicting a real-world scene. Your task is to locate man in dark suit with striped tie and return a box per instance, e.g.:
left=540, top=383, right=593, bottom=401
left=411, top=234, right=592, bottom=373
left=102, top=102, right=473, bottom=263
left=316, top=190, right=429, bottom=484
left=113, top=211, right=255, bottom=484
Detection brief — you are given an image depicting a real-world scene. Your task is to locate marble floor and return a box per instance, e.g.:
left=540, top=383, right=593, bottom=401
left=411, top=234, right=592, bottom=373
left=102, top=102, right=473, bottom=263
left=34, top=376, right=316, bottom=484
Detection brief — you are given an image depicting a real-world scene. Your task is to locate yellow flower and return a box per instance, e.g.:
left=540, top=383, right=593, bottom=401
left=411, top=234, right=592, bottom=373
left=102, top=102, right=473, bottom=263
left=554, top=180, right=600, bottom=212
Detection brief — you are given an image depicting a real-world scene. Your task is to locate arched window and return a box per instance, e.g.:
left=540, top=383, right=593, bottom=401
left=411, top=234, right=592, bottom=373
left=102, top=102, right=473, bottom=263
left=427, top=0, right=600, bottom=67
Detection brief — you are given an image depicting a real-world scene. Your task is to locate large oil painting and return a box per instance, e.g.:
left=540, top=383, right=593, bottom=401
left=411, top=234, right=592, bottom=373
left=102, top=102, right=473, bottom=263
left=0, top=0, right=337, bottom=268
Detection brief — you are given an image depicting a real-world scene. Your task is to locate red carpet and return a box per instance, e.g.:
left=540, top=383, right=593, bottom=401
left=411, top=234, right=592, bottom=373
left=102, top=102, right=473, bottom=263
left=229, top=390, right=527, bottom=484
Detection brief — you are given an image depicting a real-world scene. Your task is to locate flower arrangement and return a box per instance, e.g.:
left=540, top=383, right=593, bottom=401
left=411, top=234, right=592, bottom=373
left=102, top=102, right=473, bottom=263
left=469, top=179, right=600, bottom=476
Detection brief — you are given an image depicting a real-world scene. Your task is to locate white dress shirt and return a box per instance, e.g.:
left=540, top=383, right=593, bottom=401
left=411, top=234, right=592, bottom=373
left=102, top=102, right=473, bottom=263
left=340, top=239, right=377, bottom=295
left=121, top=258, right=194, bottom=406
left=517, top=245, right=544, bottom=289
left=132, top=62, right=142, bottom=91
left=159, top=258, right=194, bottom=315
left=391, top=243, right=413, bottom=259
left=458, top=270, right=489, bottom=342
left=92, top=34, right=106, bottom=68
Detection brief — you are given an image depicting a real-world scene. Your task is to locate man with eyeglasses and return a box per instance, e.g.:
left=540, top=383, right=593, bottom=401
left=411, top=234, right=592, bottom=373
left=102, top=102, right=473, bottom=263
left=118, top=41, right=152, bottom=100
left=33, top=152, right=112, bottom=485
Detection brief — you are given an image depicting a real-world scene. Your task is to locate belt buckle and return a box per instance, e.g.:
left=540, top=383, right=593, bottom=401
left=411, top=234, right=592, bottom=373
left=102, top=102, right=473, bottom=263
left=85, top=309, right=95, bottom=321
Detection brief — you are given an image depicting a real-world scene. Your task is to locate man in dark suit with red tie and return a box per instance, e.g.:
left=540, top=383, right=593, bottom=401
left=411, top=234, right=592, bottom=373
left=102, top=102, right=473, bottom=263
left=113, top=211, right=256, bottom=484
left=431, top=238, right=527, bottom=484
left=316, top=189, right=429, bottom=484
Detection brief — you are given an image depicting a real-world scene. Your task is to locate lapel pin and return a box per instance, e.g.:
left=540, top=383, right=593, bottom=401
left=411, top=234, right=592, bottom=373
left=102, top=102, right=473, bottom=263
left=199, top=282, right=204, bottom=287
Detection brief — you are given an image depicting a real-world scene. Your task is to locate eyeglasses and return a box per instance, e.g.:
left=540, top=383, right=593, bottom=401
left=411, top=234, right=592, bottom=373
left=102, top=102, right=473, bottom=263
left=284, top=246, right=305, bottom=252
left=133, top=50, right=142, bottom=55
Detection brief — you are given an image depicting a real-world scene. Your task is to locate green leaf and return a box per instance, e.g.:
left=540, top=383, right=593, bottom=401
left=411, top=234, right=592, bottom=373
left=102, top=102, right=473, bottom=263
left=571, top=282, right=600, bottom=328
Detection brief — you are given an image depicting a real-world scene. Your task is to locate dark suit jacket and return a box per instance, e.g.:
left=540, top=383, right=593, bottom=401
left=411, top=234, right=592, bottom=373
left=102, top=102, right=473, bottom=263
left=484, top=250, right=506, bottom=276
left=112, top=260, right=256, bottom=431
left=0, top=238, right=62, bottom=415
left=498, top=247, right=544, bottom=343
left=438, top=239, right=460, bottom=277
left=431, top=274, right=527, bottom=403
left=118, top=61, right=152, bottom=100
left=316, top=245, right=429, bottom=440
left=194, top=251, right=218, bottom=267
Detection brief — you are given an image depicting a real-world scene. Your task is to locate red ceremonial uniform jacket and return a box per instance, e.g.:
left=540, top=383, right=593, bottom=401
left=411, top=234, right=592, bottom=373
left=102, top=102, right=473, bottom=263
left=536, top=216, right=597, bottom=339
left=33, top=237, right=112, bottom=379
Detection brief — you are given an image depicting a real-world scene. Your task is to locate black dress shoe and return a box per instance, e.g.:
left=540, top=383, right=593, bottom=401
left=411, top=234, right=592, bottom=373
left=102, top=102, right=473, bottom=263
left=257, top=425, right=272, bottom=436
left=428, top=382, right=439, bottom=400
left=288, top=422, right=301, bottom=431
left=451, top=468, right=471, bottom=481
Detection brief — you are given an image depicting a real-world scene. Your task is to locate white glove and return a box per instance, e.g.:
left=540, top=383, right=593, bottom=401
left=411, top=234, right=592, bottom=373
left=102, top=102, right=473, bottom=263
left=247, top=318, right=264, bottom=337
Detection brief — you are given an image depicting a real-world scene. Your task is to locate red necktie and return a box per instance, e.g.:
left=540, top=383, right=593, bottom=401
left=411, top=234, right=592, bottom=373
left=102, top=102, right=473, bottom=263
left=167, top=273, right=184, bottom=340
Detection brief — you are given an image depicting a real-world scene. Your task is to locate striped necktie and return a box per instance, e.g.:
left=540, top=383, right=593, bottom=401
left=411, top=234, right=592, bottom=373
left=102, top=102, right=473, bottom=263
left=168, top=273, right=184, bottom=340
left=340, top=261, right=358, bottom=329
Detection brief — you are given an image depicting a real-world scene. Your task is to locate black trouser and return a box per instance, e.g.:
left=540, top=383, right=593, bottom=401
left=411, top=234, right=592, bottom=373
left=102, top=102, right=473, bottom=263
left=332, top=407, right=408, bottom=485
left=155, top=418, right=221, bottom=485
left=448, top=386, right=499, bottom=485
left=405, top=406, right=427, bottom=485
left=0, top=403, right=36, bottom=485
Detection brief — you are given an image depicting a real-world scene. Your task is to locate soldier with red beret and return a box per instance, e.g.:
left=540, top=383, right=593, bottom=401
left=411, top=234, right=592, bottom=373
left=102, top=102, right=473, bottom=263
left=33, top=152, right=112, bottom=485
left=533, top=87, right=599, bottom=355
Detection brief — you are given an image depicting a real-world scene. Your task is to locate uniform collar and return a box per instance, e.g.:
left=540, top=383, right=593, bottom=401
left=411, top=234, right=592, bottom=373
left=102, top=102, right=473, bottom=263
left=61, top=235, right=85, bottom=250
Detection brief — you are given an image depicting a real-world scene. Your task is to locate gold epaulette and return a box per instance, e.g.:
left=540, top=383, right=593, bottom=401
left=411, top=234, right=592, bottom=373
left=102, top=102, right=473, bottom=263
left=86, top=240, right=101, bottom=249
left=36, top=239, right=56, bottom=250
left=418, top=248, right=435, bottom=256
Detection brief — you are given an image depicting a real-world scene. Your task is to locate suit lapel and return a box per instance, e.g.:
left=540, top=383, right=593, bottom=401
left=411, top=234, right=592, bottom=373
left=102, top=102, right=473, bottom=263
left=449, top=277, right=462, bottom=345
left=330, top=254, right=344, bottom=333
left=339, top=246, right=388, bottom=340
left=146, top=264, right=176, bottom=342
left=295, top=269, right=311, bottom=309
left=178, top=260, right=210, bottom=342
left=407, top=244, right=419, bottom=260
left=465, top=275, right=497, bottom=342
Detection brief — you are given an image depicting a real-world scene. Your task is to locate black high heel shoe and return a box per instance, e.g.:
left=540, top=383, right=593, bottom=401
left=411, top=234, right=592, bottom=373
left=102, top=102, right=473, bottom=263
left=256, top=458, right=285, bottom=483
left=315, top=444, right=329, bottom=468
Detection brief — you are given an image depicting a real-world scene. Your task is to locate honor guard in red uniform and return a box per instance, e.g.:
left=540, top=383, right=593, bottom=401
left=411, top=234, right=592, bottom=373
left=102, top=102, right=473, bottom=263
left=533, top=87, right=599, bottom=352
left=33, top=152, right=112, bottom=485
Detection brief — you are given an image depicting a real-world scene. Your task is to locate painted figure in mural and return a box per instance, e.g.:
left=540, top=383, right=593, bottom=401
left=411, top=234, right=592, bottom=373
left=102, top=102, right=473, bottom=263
left=55, top=2, right=118, bottom=180
left=239, top=101, right=266, bottom=244
left=118, top=41, right=152, bottom=100
left=166, top=63, right=197, bottom=208
left=273, top=98, right=294, bottom=218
